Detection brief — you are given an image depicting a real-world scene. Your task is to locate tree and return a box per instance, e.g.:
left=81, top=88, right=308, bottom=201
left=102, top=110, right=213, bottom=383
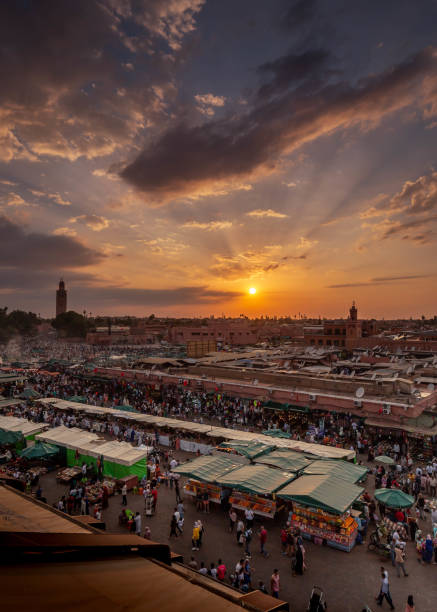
left=52, top=311, right=89, bottom=338
left=0, top=308, right=40, bottom=341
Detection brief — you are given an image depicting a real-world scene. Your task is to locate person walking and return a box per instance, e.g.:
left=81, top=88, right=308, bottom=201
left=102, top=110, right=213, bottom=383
left=229, top=508, right=237, bottom=532
left=404, top=594, right=415, bottom=612
left=259, top=525, right=268, bottom=557
left=192, top=522, right=200, bottom=550
left=376, top=566, right=395, bottom=609
left=245, top=507, right=254, bottom=528
left=236, top=518, right=245, bottom=545
left=121, top=483, right=127, bottom=506
left=270, top=569, right=280, bottom=599
left=134, top=511, right=142, bottom=536
left=169, top=515, right=178, bottom=539
left=417, top=494, right=425, bottom=520
left=244, top=525, right=252, bottom=557
left=395, top=544, right=408, bottom=577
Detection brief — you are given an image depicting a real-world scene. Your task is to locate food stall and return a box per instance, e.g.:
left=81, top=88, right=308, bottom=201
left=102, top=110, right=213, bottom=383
left=173, top=453, right=244, bottom=504
left=215, top=464, right=297, bottom=519
left=0, top=415, right=47, bottom=442
left=277, top=474, right=364, bottom=552
left=254, top=449, right=314, bottom=472
left=36, top=426, right=148, bottom=480
left=216, top=440, right=275, bottom=461
left=302, top=459, right=368, bottom=484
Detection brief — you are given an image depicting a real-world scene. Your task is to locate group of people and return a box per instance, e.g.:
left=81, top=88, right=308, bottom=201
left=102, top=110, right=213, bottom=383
left=186, top=554, right=281, bottom=599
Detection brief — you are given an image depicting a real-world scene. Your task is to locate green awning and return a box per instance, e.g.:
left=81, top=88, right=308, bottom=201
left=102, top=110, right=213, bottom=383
left=277, top=474, right=364, bottom=514
left=255, top=449, right=314, bottom=472
left=173, top=454, right=243, bottom=483
left=263, top=401, right=309, bottom=413
left=374, top=488, right=415, bottom=509
left=216, top=440, right=275, bottom=460
left=19, top=388, right=41, bottom=400
left=114, top=405, right=139, bottom=413
left=302, top=459, right=368, bottom=483
left=66, top=396, right=88, bottom=404
left=263, top=400, right=288, bottom=410
left=215, top=464, right=296, bottom=495
left=0, top=428, right=24, bottom=445
left=19, top=442, right=59, bottom=460
left=262, top=429, right=291, bottom=439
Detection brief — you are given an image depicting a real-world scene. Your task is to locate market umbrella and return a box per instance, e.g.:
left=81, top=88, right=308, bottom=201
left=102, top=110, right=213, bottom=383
left=19, top=442, right=59, bottom=460
left=262, top=429, right=291, bottom=439
left=374, top=488, right=415, bottom=509
left=19, top=388, right=41, bottom=400
left=67, top=395, right=88, bottom=403
left=375, top=455, right=395, bottom=465
left=0, top=429, right=24, bottom=446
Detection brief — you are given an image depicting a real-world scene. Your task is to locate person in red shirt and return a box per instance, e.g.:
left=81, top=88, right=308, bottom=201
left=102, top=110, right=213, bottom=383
left=151, top=487, right=158, bottom=511
left=395, top=509, right=405, bottom=523
left=259, top=525, right=268, bottom=557
left=216, top=559, right=226, bottom=581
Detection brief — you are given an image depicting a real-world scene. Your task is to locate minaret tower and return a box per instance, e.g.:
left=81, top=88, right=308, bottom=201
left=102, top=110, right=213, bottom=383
left=56, top=279, right=67, bottom=316
left=349, top=300, right=358, bottom=321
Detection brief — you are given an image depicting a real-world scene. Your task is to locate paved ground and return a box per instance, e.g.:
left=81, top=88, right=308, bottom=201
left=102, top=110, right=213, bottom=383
left=38, top=453, right=437, bottom=612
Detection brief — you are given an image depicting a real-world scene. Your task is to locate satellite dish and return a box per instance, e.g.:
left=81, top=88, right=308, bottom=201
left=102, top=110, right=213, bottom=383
left=355, top=386, right=365, bottom=398
left=406, top=366, right=413, bottom=376
left=427, top=383, right=435, bottom=392
left=371, top=373, right=377, bottom=380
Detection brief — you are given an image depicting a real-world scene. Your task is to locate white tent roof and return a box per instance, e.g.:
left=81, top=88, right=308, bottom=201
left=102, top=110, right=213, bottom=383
left=36, top=397, right=354, bottom=460
left=0, top=415, right=46, bottom=436
left=36, top=426, right=147, bottom=466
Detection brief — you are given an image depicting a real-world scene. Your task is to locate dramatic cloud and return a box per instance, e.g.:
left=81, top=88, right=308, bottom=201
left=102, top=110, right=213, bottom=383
left=70, top=215, right=110, bottom=231
left=210, top=245, right=306, bottom=280
left=138, top=237, right=187, bottom=255
left=0, top=215, right=104, bottom=271
left=53, top=227, right=78, bottom=237
left=246, top=209, right=288, bottom=218
left=195, top=93, right=227, bottom=116
left=361, top=171, right=437, bottom=245
left=257, top=49, right=330, bottom=99
left=182, top=220, right=233, bottom=230
left=0, top=0, right=204, bottom=161
left=121, top=46, right=437, bottom=201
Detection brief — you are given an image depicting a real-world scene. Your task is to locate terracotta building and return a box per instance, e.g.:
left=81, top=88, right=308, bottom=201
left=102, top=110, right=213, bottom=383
left=304, top=302, right=377, bottom=349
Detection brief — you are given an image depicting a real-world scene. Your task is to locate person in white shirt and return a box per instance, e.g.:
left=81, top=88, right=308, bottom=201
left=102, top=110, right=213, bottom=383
left=245, top=508, right=254, bottom=527
left=134, top=511, right=142, bottom=535
left=198, top=562, right=208, bottom=575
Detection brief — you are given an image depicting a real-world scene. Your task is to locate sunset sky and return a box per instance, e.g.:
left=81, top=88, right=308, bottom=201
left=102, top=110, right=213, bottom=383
left=1, top=0, right=437, bottom=318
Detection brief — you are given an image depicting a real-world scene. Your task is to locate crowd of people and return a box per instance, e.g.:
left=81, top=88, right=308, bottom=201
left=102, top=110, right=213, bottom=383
left=2, top=357, right=437, bottom=609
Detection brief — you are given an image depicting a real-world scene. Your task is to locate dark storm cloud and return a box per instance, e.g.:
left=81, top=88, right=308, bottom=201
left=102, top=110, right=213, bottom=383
left=371, top=274, right=432, bottom=282
left=73, top=285, right=242, bottom=307
left=327, top=274, right=433, bottom=288
left=282, top=0, right=319, bottom=30
left=0, top=216, right=104, bottom=270
left=257, top=49, right=330, bottom=99
left=121, top=46, right=437, bottom=201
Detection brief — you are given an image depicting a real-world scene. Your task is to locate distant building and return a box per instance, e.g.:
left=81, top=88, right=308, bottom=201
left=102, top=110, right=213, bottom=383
left=304, top=302, right=377, bottom=348
left=56, top=279, right=67, bottom=317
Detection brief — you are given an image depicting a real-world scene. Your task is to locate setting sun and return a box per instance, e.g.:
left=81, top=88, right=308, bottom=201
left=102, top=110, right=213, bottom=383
left=249, top=287, right=257, bottom=295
